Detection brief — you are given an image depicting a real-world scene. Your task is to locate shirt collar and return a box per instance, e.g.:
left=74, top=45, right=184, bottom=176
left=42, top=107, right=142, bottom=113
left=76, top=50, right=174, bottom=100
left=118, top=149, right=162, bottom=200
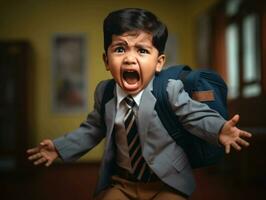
left=116, top=83, right=143, bottom=108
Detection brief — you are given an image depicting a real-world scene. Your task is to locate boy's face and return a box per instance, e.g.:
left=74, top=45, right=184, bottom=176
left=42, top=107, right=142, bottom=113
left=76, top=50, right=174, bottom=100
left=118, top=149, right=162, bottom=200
left=103, top=31, right=165, bottom=95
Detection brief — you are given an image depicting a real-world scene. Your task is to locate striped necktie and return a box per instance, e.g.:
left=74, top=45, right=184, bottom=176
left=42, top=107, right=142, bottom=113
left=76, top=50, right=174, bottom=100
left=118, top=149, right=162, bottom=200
left=124, top=96, right=152, bottom=182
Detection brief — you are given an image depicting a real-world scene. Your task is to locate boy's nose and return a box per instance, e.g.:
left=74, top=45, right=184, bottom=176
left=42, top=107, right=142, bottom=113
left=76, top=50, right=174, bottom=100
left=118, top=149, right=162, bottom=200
left=123, top=53, right=137, bottom=65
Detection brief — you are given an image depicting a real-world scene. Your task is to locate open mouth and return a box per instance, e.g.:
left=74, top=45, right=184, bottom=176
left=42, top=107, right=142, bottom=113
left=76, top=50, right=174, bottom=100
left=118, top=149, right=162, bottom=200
left=123, top=70, right=140, bottom=85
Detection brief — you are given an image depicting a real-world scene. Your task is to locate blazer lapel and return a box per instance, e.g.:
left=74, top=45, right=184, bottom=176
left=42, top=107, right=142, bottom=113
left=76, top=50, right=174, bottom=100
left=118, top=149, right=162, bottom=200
left=137, top=80, right=156, bottom=144
left=105, top=93, right=116, bottom=142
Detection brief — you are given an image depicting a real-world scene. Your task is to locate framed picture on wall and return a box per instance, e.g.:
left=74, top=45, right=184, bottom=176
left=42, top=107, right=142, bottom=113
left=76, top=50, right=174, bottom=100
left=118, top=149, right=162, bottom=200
left=52, top=34, right=87, bottom=113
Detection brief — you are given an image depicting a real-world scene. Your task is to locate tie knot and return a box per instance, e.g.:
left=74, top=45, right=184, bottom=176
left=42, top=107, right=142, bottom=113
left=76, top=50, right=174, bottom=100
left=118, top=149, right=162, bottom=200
left=124, top=96, right=136, bottom=108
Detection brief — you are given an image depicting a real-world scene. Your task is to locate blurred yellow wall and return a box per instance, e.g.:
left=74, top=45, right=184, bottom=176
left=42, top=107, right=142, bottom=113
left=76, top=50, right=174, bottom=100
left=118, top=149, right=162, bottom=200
left=0, top=0, right=217, bottom=161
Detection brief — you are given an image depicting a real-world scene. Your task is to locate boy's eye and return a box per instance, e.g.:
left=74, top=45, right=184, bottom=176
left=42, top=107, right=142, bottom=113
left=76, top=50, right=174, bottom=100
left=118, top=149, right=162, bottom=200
left=139, top=48, right=149, bottom=54
left=114, top=47, right=125, bottom=53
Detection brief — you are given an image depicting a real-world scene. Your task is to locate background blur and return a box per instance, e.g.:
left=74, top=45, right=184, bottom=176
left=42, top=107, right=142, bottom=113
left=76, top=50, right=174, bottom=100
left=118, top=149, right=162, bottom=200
left=0, top=0, right=265, bottom=199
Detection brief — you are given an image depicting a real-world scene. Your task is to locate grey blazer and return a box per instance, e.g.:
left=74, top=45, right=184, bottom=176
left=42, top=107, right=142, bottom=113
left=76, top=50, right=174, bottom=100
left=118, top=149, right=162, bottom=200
left=53, top=78, right=225, bottom=197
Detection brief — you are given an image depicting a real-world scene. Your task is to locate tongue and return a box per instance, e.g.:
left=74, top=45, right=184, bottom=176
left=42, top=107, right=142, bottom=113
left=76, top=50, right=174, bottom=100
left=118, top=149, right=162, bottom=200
left=124, top=72, right=139, bottom=84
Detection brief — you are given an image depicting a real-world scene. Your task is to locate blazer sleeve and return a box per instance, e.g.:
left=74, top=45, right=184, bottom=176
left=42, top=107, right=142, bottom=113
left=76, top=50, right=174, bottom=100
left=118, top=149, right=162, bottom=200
left=53, top=80, right=108, bottom=161
left=166, top=79, right=226, bottom=145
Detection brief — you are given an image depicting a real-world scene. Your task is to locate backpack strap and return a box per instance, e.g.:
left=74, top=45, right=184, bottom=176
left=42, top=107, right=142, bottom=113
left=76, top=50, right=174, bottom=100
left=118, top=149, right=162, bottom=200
left=152, top=65, right=191, bottom=145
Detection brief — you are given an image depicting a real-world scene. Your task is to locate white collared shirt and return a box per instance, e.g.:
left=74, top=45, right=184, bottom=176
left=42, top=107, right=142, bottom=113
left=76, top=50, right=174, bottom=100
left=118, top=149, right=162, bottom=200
left=115, top=84, right=144, bottom=172
left=116, top=83, right=143, bottom=109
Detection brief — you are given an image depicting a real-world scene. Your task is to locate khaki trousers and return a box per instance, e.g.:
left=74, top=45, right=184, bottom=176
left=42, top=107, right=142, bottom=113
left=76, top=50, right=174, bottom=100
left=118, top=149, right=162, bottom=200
left=95, top=176, right=187, bottom=200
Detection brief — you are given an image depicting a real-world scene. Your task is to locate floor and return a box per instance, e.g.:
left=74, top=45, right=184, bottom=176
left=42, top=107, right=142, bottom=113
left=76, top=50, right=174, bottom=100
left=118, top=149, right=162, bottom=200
left=1, top=136, right=265, bottom=200
left=1, top=158, right=265, bottom=200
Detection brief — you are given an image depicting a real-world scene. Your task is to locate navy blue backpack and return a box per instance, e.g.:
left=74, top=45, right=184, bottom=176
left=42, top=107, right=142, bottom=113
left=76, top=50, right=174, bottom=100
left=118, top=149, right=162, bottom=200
left=101, top=65, right=228, bottom=168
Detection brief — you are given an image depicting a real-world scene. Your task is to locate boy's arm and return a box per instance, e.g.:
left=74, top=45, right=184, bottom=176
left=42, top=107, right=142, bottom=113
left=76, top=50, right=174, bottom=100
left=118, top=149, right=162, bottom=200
left=167, top=79, right=226, bottom=145
left=219, top=114, right=252, bottom=153
left=27, top=80, right=108, bottom=165
left=51, top=80, right=108, bottom=161
left=166, top=79, right=252, bottom=152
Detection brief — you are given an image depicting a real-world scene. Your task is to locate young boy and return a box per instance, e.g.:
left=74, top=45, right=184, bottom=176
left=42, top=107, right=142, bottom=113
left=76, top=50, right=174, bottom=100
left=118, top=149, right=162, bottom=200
left=27, top=8, right=251, bottom=200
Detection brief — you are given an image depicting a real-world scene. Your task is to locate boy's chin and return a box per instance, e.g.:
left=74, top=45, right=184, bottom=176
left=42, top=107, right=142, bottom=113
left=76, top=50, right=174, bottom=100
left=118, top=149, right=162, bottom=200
left=125, top=90, right=141, bottom=95
left=122, top=84, right=143, bottom=95
left=123, top=87, right=142, bottom=95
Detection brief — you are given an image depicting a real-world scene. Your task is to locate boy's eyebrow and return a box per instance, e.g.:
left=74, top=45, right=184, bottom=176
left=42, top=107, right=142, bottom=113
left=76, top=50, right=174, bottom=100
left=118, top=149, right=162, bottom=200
left=111, top=41, right=153, bottom=49
left=135, top=43, right=153, bottom=49
left=110, top=41, right=128, bottom=47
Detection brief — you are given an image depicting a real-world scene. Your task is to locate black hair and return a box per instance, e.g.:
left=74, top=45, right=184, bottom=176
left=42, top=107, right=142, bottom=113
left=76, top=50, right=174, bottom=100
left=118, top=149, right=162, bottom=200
left=103, top=8, right=168, bottom=55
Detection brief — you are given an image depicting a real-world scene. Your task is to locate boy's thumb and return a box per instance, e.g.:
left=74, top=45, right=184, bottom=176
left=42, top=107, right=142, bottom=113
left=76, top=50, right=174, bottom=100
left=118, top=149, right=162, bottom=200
left=230, top=114, right=239, bottom=126
left=40, top=139, right=49, bottom=146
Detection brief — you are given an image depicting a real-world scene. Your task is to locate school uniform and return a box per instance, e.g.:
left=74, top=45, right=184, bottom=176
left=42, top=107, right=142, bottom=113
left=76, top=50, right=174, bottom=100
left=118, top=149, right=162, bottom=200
left=53, top=77, right=225, bottom=198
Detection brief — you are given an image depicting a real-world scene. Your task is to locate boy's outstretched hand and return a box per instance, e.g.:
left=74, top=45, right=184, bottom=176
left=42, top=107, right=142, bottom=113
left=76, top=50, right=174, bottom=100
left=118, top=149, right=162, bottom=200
left=219, top=114, right=252, bottom=154
left=27, top=139, right=58, bottom=167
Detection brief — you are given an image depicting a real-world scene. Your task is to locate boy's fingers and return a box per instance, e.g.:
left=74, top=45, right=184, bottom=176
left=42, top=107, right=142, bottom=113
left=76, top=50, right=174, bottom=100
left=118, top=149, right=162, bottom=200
left=240, top=131, right=252, bottom=138
left=232, top=142, right=242, bottom=151
left=225, top=144, right=230, bottom=154
left=28, top=153, right=42, bottom=161
left=27, top=148, right=40, bottom=154
left=45, top=159, right=53, bottom=167
left=236, top=138, right=249, bottom=147
left=34, top=157, right=47, bottom=165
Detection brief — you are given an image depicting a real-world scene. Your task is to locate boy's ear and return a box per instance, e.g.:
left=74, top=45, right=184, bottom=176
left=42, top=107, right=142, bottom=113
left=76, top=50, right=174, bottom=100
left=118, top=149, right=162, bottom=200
left=103, top=53, right=109, bottom=71
left=155, top=54, right=166, bottom=72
